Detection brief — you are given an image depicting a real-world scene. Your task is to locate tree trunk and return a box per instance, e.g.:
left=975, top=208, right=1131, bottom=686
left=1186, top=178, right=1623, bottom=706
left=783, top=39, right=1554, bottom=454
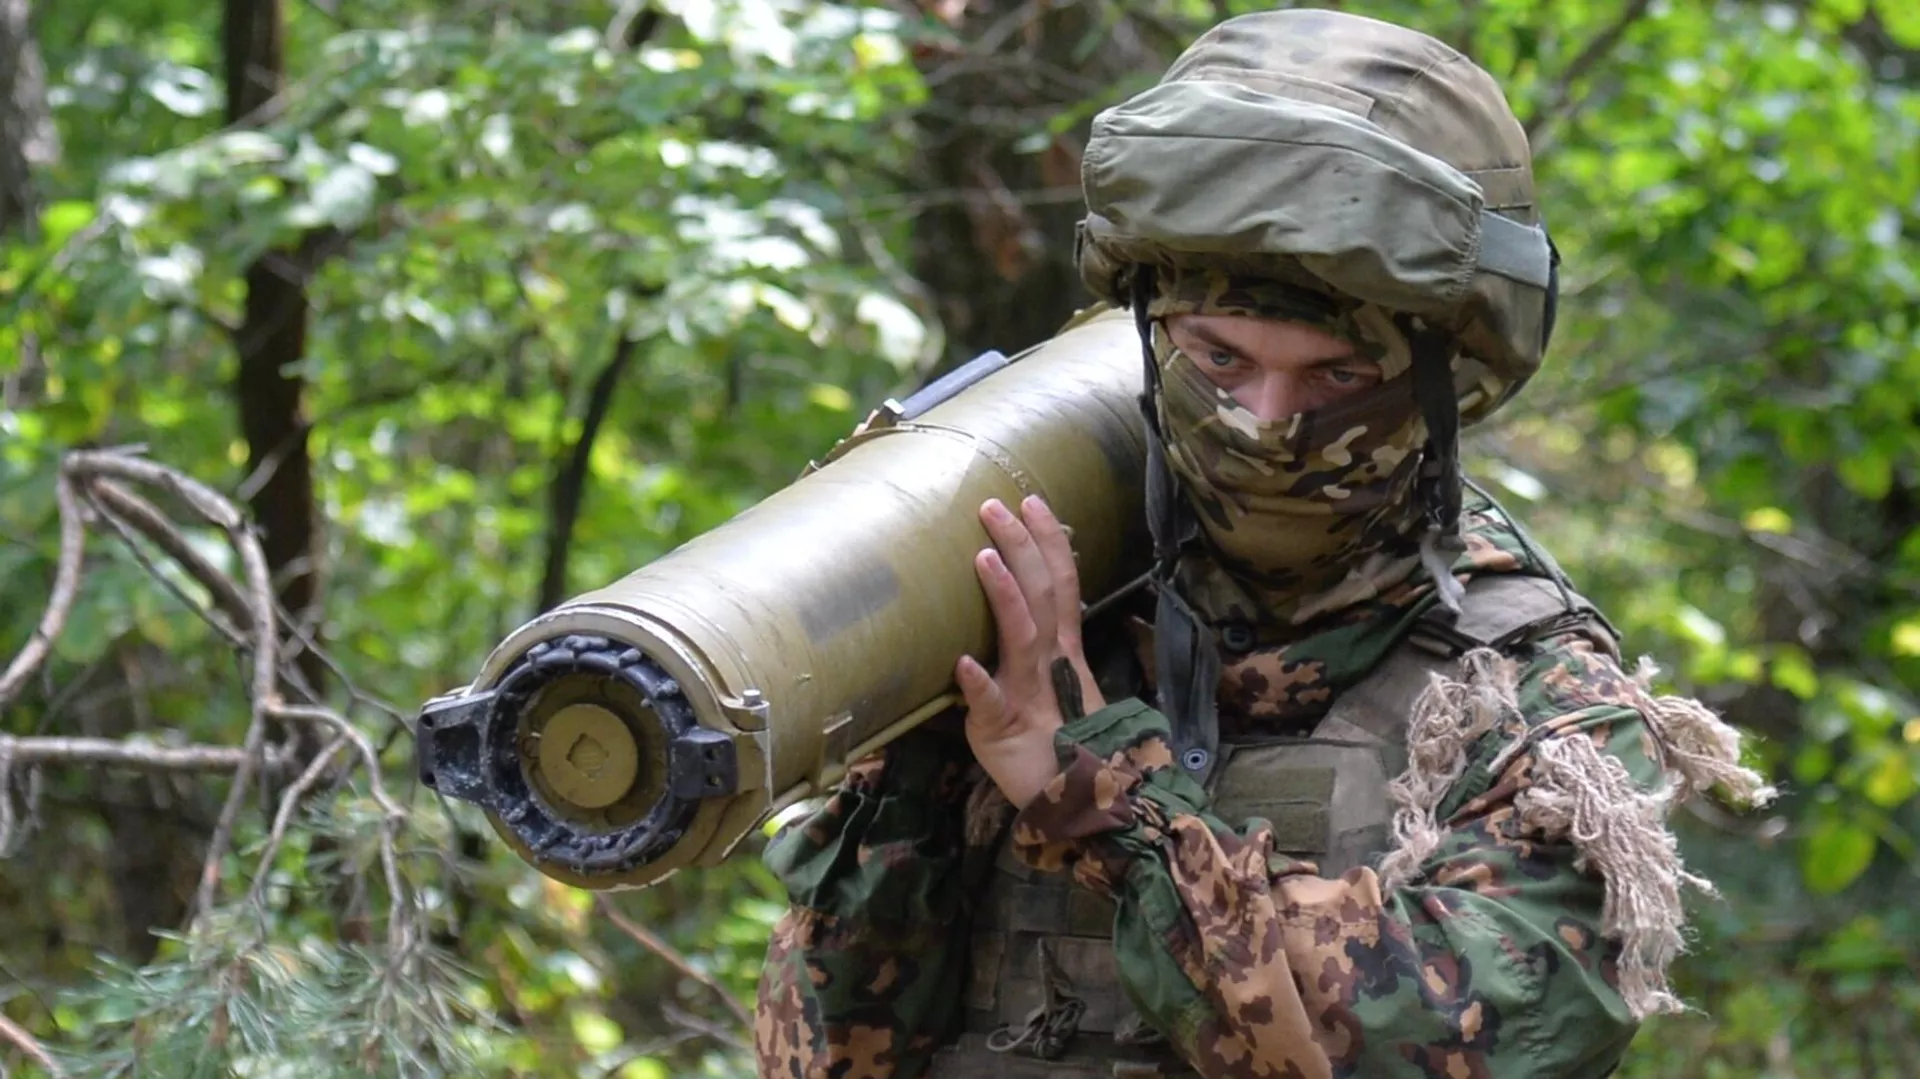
left=225, top=0, right=327, bottom=695
left=2, top=0, right=57, bottom=405
left=0, top=0, right=56, bottom=238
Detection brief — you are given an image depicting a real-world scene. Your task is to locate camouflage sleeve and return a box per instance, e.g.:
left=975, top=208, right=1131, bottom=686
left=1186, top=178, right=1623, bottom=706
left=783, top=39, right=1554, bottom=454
left=1010, top=633, right=1687, bottom=1079
left=754, top=723, right=979, bottom=1079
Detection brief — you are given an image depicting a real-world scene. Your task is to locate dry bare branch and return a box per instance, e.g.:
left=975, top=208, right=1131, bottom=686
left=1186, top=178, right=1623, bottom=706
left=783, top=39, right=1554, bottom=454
left=268, top=597, right=409, bottom=726
left=90, top=479, right=257, bottom=631
left=0, top=1012, right=62, bottom=1077
left=57, top=452, right=281, bottom=921
left=267, top=704, right=402, bottom=821
left=62, top=451, right=246, bottom=530
left=268, top=702, right=411, bottom=953
left=84, top=489, right=252, bottom=655
left=0, top=743, right=42, bottom=857
left=659, top=999, right=751, bottom=1054
left=5, top=447, right=417, bottom=960
left=83, top=486, right=401, bottom=732
left=248, top=735, right=350, bottom=909
left=0, top=471, right=83, bottom=710
left=0, top=734, right=287, bottom=773
left=595, top=896, right=754, bottom=1034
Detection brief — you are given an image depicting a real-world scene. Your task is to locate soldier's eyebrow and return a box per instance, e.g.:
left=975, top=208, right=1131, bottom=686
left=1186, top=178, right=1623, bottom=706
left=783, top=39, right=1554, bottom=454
left=1176, top=320, right=1364, bottom=367
left=1176, top=321, right=1246, bottom=357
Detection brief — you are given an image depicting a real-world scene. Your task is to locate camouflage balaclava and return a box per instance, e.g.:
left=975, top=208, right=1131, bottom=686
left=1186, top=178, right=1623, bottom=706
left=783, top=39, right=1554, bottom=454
left=1150, top=266, right=1500, bottom=631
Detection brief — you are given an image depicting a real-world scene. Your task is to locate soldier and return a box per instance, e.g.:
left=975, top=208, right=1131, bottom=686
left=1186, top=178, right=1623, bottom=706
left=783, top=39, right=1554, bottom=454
left=755, top=9, right=1769, bottom=1079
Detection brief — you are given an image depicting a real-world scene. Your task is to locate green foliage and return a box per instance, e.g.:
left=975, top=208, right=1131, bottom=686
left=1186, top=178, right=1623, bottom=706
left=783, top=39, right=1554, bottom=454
left=4, top=0, right=1920, bottom=1074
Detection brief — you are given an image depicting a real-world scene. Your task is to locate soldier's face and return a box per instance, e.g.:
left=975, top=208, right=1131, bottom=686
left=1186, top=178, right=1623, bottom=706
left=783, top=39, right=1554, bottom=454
left=1163, top=313, right=1383, bottom=421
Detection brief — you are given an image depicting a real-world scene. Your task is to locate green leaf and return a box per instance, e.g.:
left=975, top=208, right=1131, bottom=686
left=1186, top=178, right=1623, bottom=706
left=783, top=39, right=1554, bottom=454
left=1861, top=746, right=1918, bottom=808
left=1793, top=742, right=1833, bottom=784
left=618, top=1058, right=670, bottom=1079
left=568, top=1009, right=623, bottom=1053
left=1837, top=448, right=1893, bottom=499
left=1815, top=0, right=1868, bottom=22
left=1890, top=617, right=1920, bottom=657
left=1672, top=604, right=1727, bottom=648
left=39, top=200, right=97, bottom=246
left=1878, top=0, right=1920, bottom=47
left=1801, top=915, right=1903, bottom=973
left=1771, top=646, right=1819, bottom=700
left=1801, top=814, right=1877, bottom=893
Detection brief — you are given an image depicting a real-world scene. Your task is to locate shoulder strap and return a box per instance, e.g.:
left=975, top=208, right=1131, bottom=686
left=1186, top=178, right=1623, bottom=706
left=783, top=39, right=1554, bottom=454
left=1407, top=573, right=1616, bottom=659
left=1312, top=573, right=1615, bottom=750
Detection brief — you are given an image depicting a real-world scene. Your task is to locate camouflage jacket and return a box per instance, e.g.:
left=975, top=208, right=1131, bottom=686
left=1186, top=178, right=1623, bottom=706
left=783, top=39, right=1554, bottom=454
left=754, top=498, right=1685, bottom=1079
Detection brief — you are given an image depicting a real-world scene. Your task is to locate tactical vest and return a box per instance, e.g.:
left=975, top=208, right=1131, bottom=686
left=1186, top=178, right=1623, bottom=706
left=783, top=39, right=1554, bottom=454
left=925, top=573, right=1608, bottom=1078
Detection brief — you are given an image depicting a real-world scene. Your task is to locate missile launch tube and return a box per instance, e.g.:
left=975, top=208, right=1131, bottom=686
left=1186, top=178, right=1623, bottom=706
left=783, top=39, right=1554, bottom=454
left=415, top=307, right=1149, bottom=888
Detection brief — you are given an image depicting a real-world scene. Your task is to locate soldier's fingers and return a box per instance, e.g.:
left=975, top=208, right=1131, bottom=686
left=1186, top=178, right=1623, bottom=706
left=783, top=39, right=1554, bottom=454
left=976, top=548, right=1040, bottom=661
left=980, top=499, right=1059, bottom=646
left=955, top=654, right=1008, bottom=732
left=1020, top=496, right=1083, bottom=647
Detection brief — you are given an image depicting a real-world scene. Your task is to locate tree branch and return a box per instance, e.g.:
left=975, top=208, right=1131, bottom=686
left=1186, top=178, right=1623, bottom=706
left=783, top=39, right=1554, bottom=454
left=0, top=1012, right=61, bottom=1077
left=1523, top=0, right=1654, bottom=145
left=0, top=472, right=83, bottom=711
left=659, top=1000, right=750, bottom=1054
left=57, top=452, right=280, bottom=922
left=2, top=449, right=416, bottom=958
left=247, top=734, right=348, bottom=909
left=267, top=703, right=402, bottom=822
left=90, top=479, right=258, bottom=633
left=595, top=895, right=753, bottom=1034
left=0, top=734, right=286, bottom=774
left=267, top=702, right=409, bottom=952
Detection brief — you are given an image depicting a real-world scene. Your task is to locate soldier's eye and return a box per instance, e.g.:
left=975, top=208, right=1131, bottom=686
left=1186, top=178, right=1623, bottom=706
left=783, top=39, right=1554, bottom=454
left=1206, top=349, right=1236, bottom=368
left=1322, top=364, right=1376, bottom=387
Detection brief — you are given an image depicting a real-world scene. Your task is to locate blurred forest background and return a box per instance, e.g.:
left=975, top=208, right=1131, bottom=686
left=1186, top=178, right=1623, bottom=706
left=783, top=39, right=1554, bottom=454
left=2, top=0, right=1918, bottom=1075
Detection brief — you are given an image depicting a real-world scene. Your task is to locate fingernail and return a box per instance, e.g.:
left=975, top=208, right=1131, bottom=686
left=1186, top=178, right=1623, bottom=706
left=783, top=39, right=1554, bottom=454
left=984, top=500, right=1011, bottom=522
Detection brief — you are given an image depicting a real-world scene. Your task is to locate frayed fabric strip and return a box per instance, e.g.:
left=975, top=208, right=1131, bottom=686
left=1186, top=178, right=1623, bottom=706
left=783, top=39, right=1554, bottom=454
left=1378, top=646, right=1775, bottom=1020
left=1627, top=658, right=1776, bottom=809
left=1515, top=730, right=1700, bottom=1018
left=1377, top=649, right=1520, bottom=891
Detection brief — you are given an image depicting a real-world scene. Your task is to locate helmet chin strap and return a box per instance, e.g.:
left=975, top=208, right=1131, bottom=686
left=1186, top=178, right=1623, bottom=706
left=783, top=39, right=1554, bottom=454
left=1407, top=317, right=1467, bottom=615
left=1129, top=268, right=1221, bottom=784
left=1408, top=227, right=1557, bottom=613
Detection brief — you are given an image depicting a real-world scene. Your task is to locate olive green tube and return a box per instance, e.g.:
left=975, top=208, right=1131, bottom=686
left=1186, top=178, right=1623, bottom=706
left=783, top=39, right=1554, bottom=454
left=414, top=307, right=1149, bottom=889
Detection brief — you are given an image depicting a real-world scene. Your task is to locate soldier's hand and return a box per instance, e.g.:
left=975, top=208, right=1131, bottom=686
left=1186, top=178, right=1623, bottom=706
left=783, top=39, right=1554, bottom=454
left=956, top=495, right=1105, bottom=809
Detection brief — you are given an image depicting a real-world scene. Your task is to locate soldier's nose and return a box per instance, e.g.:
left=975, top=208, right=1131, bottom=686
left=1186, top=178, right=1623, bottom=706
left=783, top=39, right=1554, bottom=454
left=1239, top=374, right=1303, bottom=423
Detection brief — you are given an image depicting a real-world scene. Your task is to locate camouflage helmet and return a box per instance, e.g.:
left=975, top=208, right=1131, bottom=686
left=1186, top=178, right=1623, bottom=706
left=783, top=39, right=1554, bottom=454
left=1078, top=8, right=1556, bottom=414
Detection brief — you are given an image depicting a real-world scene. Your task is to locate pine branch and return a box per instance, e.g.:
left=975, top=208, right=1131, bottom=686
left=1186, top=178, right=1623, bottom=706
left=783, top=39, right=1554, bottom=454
left=267, top=702, right=411, bottom=953
left=247, top=734, right=349, bottom=909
